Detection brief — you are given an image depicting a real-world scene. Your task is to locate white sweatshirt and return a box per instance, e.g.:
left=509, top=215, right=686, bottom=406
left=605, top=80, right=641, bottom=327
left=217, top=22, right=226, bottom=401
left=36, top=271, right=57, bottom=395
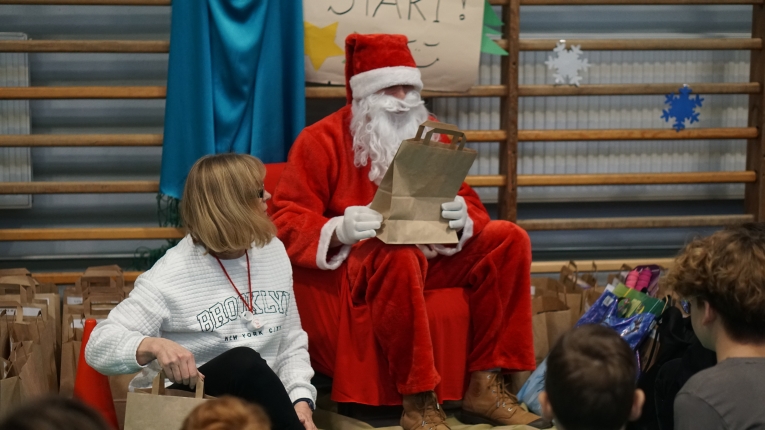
left=85, top=235, right=316, bottom=403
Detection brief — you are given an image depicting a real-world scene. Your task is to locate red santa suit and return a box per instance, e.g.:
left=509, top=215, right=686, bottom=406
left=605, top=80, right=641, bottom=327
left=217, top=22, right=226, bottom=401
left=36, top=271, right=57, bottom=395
left=271, top=34, right=534, bottom=406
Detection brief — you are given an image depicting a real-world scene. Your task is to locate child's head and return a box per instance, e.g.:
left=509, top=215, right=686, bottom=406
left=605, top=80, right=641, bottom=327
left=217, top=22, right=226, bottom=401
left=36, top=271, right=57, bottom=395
left=664, top=223, right=765, bottom=349
left=0, top=396, right=110, bottom=430
left=540, top=324, right=644, bottom=430
left=181, top=153, right=276, bottom=254
left=181, top=396, right=270, bottom=430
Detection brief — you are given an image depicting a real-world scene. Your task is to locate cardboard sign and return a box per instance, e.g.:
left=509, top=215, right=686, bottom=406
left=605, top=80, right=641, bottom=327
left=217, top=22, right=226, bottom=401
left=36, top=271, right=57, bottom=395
left=303, top=0, right=484, bottom=92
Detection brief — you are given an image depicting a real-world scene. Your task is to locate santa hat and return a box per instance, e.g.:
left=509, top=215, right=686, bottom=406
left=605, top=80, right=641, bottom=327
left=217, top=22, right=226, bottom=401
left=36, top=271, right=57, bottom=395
left=345, top=33, right=423, bottom=105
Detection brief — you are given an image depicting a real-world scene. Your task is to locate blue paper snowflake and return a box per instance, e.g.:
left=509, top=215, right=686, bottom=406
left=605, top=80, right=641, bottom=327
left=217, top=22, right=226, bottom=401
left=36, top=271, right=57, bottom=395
left=662, top=86, right=703, bottom=131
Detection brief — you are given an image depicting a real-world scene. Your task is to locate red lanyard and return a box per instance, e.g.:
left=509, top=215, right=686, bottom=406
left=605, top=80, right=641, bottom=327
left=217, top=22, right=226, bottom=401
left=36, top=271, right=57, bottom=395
left=215, top=250, right=253, bottom=314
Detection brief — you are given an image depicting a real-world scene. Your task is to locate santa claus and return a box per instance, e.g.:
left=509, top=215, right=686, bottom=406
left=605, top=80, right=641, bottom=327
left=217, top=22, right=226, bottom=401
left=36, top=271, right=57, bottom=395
left=272, top=34, right=547, bottom=429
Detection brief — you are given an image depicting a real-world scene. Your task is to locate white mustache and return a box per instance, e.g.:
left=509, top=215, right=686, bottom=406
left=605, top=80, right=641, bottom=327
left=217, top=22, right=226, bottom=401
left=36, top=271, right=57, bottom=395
left=366, top=92, right=424, bottom=114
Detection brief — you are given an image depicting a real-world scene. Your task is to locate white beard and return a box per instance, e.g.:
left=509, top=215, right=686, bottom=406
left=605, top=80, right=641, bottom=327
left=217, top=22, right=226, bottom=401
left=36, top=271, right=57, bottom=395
left=350, top=91, right=430, bottom=184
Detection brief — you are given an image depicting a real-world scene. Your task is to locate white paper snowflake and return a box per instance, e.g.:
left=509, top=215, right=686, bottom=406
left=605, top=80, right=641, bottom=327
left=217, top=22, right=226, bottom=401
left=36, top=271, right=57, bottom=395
left=545, top=41, right=590, bottom=87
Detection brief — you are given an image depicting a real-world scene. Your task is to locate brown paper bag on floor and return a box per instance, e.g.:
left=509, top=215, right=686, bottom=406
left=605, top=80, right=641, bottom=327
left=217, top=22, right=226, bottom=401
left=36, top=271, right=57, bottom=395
left=0, top=276, right=62, bottom=351
left=559, top=262, right=599, bottom=321
left=16, top=343, right=48, bottom=400
left=64, top=266, right=125, bottom=310
left=584, top=286, right=607, bottom=311
left=532, top=277, right=584, bottom=327
left=0, top=269, right=32, bottom=278
left=59, top=339, right=81, bottom=397
left=531, top=310, right=550, bottom=365
left=370, top=121, right=477, bottom=244
left=111, top=372, right=140, bottom=429
left=533, top=296, right=572, bottom=354
left=124, top=371, right=209, bottom=430
left=0, top=374, right=21, bottom=417
left=0, top=313, right=10, bottom=361
left=510, top=293, right=571, bottom=393
left=3, top=302, right=57, bottom=392
left=2, top=341, right=59, bottom=416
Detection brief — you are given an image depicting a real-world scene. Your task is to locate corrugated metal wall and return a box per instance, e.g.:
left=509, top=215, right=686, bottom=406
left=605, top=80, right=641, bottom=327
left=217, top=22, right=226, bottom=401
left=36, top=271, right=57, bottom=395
left=0, top=33, right=32, bottom=209
left=0, top=4, right=754, bottom=270
left=434, top=49, right=750, bottom=203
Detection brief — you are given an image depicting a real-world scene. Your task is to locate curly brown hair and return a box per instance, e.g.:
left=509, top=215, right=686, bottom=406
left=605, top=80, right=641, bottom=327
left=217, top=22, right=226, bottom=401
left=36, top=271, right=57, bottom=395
left=181, top=396, right=270, bottom=430
left=664, top=223, right=765, bottom=343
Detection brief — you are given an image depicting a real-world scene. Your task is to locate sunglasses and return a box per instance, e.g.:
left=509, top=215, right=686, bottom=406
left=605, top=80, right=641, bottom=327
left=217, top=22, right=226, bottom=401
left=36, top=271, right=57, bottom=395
left=256, top=189, right=264, bottom=199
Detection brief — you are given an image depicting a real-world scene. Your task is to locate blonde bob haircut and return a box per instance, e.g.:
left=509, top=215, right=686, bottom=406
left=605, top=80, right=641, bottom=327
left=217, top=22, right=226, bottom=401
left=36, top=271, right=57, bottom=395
left=180, top=153, right=275, bottom=254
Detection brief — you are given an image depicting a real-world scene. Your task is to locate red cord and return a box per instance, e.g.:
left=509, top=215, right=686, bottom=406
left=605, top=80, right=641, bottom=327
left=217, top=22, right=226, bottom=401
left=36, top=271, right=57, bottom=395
left=215, top=250, right=253, bottom=314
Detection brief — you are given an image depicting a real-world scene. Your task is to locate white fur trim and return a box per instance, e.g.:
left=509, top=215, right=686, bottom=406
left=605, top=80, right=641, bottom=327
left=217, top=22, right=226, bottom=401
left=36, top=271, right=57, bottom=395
left=350, top=66, right=423, bottom=100
left=433, top=197, right=474, bottom=257
left=316, top=217, right=352, bottom=270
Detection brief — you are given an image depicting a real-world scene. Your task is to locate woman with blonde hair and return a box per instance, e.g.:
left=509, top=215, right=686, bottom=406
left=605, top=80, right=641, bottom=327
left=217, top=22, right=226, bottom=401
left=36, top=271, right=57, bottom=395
left=85, top=154, right=317, bottom=430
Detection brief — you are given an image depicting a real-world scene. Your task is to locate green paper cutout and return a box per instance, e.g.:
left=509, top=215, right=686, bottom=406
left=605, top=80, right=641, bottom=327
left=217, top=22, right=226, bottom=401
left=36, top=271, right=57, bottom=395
left=481, top=33, right=508, bottom=56
left=484, top=25, right=501, bottom=35
left=481, top=0, right=507, bottom=55
left=483, top=0, right=503, bottom=28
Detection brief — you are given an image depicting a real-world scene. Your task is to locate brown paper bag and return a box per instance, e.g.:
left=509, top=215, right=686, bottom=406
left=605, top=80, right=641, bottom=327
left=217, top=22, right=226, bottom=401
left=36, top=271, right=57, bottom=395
left=0, top=373, right=21, bottom=417
left=0, top=269, right=38, bottom=294
left=59, top=339, right=81, bottom=398
left=511, top=295, right=571, bottom=391
left=585, top=286, right=607, bottom=311
left=78, top=267, right=125, bottom=290
left=0, top=312, right=10, bottom=361
left=35, top=283, right=58, bottom=295
left=530, top=312, right=550, bottom=365
left=124, top=371, right=209, bottom=430
left=111, top=372, right=140, bottom=429
left=16, top=343, right=49, bottom=400
left=0, top=279, right=61, bottom=354
left=533, top=295, right=572, bottom=354
left=532, top=277, right=584, bottom=334
left=370, top=121, right=477, bottom=244
left=559, top=262, right=598, bottom=321
left=4, top=304, right=57, bottom=392
left=560, top=261, right=597, bottom=290
left=4, top=341, right=49, bottom=410
left=64, top=266, right=125, bottom=309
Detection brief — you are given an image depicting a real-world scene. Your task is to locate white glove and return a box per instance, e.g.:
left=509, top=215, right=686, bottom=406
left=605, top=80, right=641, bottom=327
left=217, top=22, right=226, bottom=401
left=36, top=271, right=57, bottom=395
left=442, top=197, right=467, bottom=231
left=417, top=244, right=439, bottom=259
left=335, top=206, right=383, bottom=245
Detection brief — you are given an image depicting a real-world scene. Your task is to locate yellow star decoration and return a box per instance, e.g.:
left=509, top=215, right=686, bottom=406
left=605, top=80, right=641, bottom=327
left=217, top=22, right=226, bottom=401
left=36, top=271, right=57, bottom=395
left=304, top=21, right=345, bottom=71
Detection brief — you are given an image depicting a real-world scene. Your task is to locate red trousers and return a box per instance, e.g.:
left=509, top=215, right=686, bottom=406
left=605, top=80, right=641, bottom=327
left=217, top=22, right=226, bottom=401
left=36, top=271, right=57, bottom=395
left=293, top=221, right=534, bottom=402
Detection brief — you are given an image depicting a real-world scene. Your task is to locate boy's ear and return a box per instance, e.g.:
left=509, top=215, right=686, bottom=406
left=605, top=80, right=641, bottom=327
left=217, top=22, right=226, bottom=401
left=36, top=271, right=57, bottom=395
left=701, top=300, right=717, bottom=326
left=629, top=389, right=645, bottom=422
left=538, top=391, right=554, bottom=422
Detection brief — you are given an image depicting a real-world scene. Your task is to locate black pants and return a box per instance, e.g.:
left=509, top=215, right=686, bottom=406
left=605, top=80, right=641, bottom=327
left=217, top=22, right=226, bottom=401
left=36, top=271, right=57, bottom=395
left=169, top=347, right=304, bottom=430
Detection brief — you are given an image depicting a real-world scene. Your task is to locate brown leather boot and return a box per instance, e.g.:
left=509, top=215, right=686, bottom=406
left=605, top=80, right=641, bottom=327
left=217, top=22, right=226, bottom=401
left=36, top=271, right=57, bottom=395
left=400, top=391, right=451, bottom=430
left=462, top=371, right=552, bottom=429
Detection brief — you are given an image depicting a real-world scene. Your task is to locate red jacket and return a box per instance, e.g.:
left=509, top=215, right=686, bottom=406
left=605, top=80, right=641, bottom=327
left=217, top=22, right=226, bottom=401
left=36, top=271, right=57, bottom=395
left=272, top=105, right=490, bottom=268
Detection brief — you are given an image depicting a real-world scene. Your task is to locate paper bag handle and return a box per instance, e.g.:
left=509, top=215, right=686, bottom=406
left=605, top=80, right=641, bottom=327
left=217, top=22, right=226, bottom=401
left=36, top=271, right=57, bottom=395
left=0, top=276, right=37, bottom=303
left=0, top=301, right=26, bottom=323
left=414, top=121, right=467, bottom=150
left=152, top=369, right=205, bottom=399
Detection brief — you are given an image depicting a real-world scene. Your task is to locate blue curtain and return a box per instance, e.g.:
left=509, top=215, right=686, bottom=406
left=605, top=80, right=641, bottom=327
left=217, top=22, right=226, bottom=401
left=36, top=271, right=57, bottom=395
left=160, top=0, right=305, bottom=199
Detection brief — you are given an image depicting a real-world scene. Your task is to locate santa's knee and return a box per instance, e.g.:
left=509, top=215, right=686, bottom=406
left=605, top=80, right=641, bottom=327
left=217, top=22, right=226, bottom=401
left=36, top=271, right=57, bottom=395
left=481, top=220, right=531, bottom=251
left=374, top=243, right=426, bottom=265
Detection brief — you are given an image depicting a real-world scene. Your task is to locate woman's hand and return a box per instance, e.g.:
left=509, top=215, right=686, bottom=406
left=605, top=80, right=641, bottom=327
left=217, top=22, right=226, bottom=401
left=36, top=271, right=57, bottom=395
left=294, top=402, right=318, bottom=430
left=136, top=337, right=204, bottom=388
